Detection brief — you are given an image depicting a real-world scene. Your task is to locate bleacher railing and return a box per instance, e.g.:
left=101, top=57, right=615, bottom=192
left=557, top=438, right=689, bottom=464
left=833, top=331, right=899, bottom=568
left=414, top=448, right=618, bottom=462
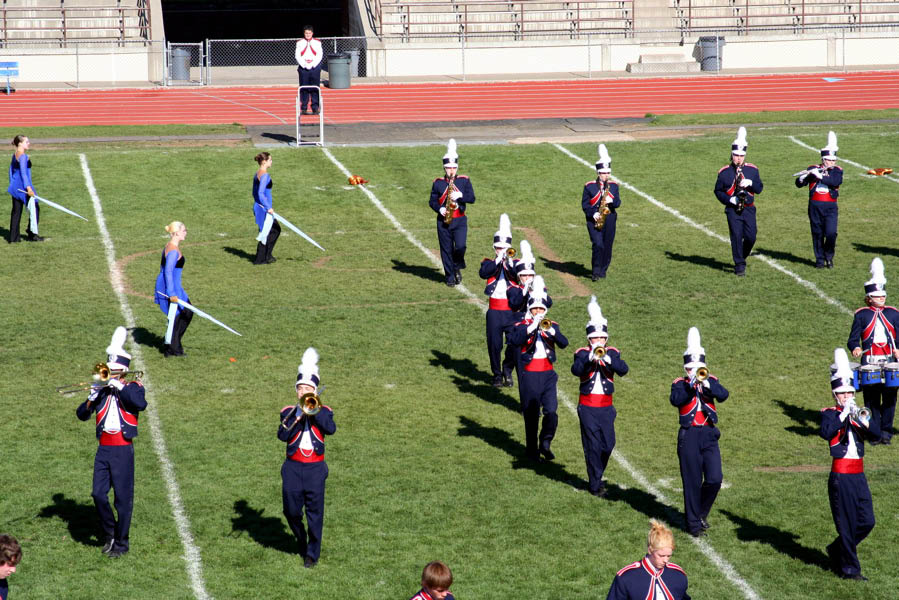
left=0, top=2, right=151, bottom=45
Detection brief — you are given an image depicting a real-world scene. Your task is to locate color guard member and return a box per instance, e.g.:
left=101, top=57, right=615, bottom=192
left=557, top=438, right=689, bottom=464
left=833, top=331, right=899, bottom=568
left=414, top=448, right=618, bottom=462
left=154, top=221, right=192, bottom=357
left=571, top=296, right=628, bottom=498
left=252, top=152, right=280, bottom=265
left=0, top=534, right=21, bottom=600
left=795, top=131, right=843, bottom=268
left=75, top=327, right=147, bottom=558
left=7, top=135, right=42, bottom=243
left=821, top=348, right=880, bottom=581
left=606, top=520, right=690, bottom=600
left=714, top=127, right=763, bottom=276
left=848, top=257, right=899, bottom=444
left=279, top=348, right=336, bottom=568
left=479, top=213, right=520, bottom=387
left=409, top=560, right=455, bottom=600
left=509, top=284, right=568, bottom=461
left=430, top=139, right=475, bottom=287
left=582, top=144, right=621, bottom=280
left=670, top=327, right=729, bottom=537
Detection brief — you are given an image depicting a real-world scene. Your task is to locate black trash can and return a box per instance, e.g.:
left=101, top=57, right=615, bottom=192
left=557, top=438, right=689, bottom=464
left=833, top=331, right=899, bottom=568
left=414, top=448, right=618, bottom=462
left=171, top=47, right=190, bottom=81
left=698, top=36, right=724, bottom=71
left=326, top=52, right=351, bottom=89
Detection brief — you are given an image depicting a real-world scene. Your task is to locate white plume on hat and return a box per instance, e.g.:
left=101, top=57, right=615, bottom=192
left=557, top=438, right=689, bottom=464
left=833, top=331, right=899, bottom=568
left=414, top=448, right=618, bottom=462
left=865, top=257, right=887, bottom=297
left=596, top=143, right=612, bottom=173
left=731, top=126, right=748, bottom=156
left=517, top=239, right=536, bottom=276
left=106, top=326, right=131, bottom=371
left=683, top=326, right=706, bottom=368
left=586, top=295, right=608, bottom=336
left=528, top=275, right=549, bottom=312
left=493, top=213, right=512, bottom=248
left=296, top=347, right=320, bottom=390
left=821, top=131, right=838, bottom=159
left=831, top=347, right=855, bottom=394
left=443, top=138, right=458, bottom=168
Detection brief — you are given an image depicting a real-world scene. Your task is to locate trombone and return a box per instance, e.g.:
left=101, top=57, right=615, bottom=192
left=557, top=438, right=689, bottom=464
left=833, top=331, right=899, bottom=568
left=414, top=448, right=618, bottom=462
left=281, top=392, right=323, bottom=428
left=56, top=363, right=143, bottom=395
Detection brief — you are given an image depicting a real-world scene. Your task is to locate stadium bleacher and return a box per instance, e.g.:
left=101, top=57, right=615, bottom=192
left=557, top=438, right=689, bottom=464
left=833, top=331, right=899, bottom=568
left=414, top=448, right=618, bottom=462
left=0, top=0, right=151, bottom=44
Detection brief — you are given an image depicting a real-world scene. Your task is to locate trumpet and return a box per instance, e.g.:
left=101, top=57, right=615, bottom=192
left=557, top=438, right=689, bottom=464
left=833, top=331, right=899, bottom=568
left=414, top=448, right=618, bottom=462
left=539, top=318, right=552, bottom=331
left=56, top=363, right=143, bottom=395
left=695, top=367, right=709, bottom=382
left=850, top=405, right=872, bottom=424
left=505, top=247, right=516, bottom=259
left=592, top=346, right=606, bottom=359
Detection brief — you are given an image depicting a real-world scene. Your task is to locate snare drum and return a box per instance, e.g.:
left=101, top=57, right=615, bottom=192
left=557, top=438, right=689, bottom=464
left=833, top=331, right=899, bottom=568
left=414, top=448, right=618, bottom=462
left=859, top=364, right=883, bottom=387
left=831, top=362, right=861, bottom=390
left=884, top=362, right=899, bottom=388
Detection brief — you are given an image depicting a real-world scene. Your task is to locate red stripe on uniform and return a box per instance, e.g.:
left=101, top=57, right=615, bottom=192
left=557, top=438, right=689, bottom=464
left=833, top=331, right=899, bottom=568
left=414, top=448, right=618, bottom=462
left=832, top=457, right=863, bottom=473
left=525, top=358, right=553, bottom=372
left=579, top=393, right=613, bottom=407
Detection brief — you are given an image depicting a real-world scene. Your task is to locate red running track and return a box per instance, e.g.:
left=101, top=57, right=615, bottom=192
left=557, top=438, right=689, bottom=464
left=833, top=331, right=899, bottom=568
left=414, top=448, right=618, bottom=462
left=2, top=72, right=898, bottom=127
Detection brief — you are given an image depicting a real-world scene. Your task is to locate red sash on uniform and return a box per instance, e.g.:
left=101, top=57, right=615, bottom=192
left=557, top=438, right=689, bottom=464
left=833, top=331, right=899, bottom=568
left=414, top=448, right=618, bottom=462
left=832, top=457, right=863, bottom=474
left=289, top=451, right=324, bottom=463
left=525, top=358, right=553, bottom=372
left=579, top=393, right=613, bottom=407
left=100, top=431, right=131, bottom=446
left=488, top=298, right=510, bottom=310
left=811, top=187, right=835, bottom=202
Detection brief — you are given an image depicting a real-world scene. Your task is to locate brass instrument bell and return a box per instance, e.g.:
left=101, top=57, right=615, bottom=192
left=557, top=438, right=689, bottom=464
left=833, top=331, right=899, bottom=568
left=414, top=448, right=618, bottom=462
left=695, top=367, right=709, bottom=382
left=539, top=318, right=552, bottom=331
left=592, top=346, right=606, bottom=359
left=505, top=247, right=516, bottom=259
left=56, top=362, right=143, bottom=395
left=300, top=392, right=322, bottom=416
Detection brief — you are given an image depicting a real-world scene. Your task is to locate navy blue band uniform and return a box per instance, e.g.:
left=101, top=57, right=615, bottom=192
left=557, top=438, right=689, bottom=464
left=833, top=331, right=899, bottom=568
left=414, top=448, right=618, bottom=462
left=796, top=131, right=843, bottom=268
left=582, top=180, right=620, bottom=280
left=479, top=213, right=519, bottom=387
left=606, top=556, right=691, bottom=600
left=430, top=138, right=475, bottom=287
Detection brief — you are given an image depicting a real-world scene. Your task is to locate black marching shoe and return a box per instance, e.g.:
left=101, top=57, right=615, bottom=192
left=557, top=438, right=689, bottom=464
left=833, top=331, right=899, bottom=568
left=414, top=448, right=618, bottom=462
left=591, top=484, right=608, bottom=499
left=446, top=280, right=456, bottom=287
left=454, top=270, right=462, bottom=284
left=827, top=259, right=834, bottom=269
left=26, top=234, right=45, bottom=242
left=700, top=518, right=710, bottom=531
left=591, top=274, right=598, bottom=282
left=101, top=539, right=115, bottom=554
left=304, top=556, right=317, bottom=569
left=492, top=375, right=503, bottom=388
left=689, top=529, right=707, bottom=538
left=502, top=374, right=514, bottom=388
left=539, top=447, right=555, bottom=461
left=839, top=572, right=868, bottom=581
left=107, top=548, right=128, bottom=558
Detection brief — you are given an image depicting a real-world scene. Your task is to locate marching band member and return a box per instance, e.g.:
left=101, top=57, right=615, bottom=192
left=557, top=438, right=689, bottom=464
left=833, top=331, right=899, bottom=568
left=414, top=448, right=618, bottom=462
left=409, top=561, right=455, bottom=600
left=821, top=348, right=880, bottom=581
left=669, top=327, right=729, bottom=537
left=7, top=135, right=42, bottom=243
left=847, top=257, right=899, bottom=445
left=606, top=520, right=690, bottom=600
left=581, top=144, right=621, bottom=281
left=571, top=296, right=628, bottom=498
left=714, top=127, right=763, bottom=276
left=279, top=348, right=336, bottom=568
left=154, top=220, right=192, bottom=357
left=429, top=139, right=475, bottom=287
left=479, top=214, right=520, bottom=387
left=0, top=534, right=22, bottom=600
left=75, top=327, right=147, bottom=558
left=509, top=281, right=568, bottom=462
left=252, top=152, right=280, bottom=265
left=507, top=240, right=552, bottom=317
left=795, top=131, right=843, bottom=268
left=295, top=25, right=323, bottom=115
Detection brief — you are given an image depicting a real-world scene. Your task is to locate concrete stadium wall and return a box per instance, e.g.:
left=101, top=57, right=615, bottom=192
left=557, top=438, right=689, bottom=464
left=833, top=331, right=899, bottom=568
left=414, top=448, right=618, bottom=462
left=1, top=48, right=158, bottom=84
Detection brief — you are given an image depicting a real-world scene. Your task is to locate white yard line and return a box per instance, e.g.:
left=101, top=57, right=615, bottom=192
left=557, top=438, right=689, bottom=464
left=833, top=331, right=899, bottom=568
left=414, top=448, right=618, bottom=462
left=321, top=147, right=761, bottom=600
left=80, top=154, right=212, bottom=600
left=553, top=143, right=852, bottom=318
left=789, top=135, right=899, bottom=185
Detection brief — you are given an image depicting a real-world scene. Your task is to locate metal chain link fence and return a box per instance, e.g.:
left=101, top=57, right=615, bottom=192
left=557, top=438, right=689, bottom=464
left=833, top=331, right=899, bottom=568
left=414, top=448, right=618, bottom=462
left=165, top=42, right=205, bottom=85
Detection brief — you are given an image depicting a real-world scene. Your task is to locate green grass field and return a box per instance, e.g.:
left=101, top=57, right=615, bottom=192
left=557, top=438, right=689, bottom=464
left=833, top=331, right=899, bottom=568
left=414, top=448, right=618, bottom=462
left=2, top=121, right=899, bottom=600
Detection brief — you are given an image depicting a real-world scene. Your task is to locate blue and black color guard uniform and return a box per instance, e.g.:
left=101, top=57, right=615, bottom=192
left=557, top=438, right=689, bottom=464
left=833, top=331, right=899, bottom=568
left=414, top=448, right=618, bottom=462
left=509, top=318, right=568, bottom=458
left=848, top=304, right=899, bottom=443
left=429, top=175, right=475, bottom=285
left=571, top=345, right=628, bottom=494
left=820, top=404, right=880, bottom=578
left=606, top=556, right=690, bottom=600
left=582, top=178, right=621, bottom=279
left=714, top=163, right=763, bottom=275
left=278, top=404, right=336, bottom=563
left=76, top=382, right=147, bottom=553
left=670, top=375, right=728, bottom=535
left=154, top=248, right=192, bottom=356
left=796, top=165, right=843, bottom=267
left=7, top=152, right=37, bottom=243
left=252, top=171, right=280, bottom=264
left=479, top=257, right=520, bottom=384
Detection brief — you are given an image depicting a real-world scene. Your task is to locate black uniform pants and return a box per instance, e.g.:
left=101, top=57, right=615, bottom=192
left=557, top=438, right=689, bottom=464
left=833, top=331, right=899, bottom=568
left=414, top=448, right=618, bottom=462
left=578, top=404, right=616, bottom=493
left=585, top=212, right=617, bottom=278
left=254, top=220, right=281, bottom=264
left=827, top=471, right=874, bottom=577
left=166, top=307, right=193, bottom=356
left=9, top=196, right=38, bottom=242
left=92, top=444, right=135, bottom=552
left=485, top=308, right=517, bottom=380
left=520, top=369, right=558, bottom=457
left=677, top=425, right=722, bottom=534
left=724, top=205, right=756, bottom=273
left=282, top=460, right=328, bottom=561
left=298, top=65, right=322, bottom=111
left=861, top=383, right=896, bottom=442
left=436, top=215, right=467, bottom=283
left=808, top=201, right=838, bottom=266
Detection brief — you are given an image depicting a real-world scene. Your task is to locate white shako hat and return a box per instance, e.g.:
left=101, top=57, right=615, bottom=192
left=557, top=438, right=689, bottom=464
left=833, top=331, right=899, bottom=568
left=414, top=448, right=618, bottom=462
left=864, top=257, right=887, bottom=297
left=516, top=240, right=536, bottom=277
left=106, top=326, right=131, bottom=372
left=683, top=326, right=706, bottom=369
left=493, top=213, right=512, bottom=249
left=442, top=138, right=458, bottom=168
left=585, top=295, right=608, bottom=337
left=527, top=275, right=549, bottom=312
left=595, top=143, right=612, bottom=173
left=821, top=131, right=838, bottom=160
left=831, top=348, right=856, bottom=394
left=296, top=347, right=320, bottom=391
left=731, top=126, right=748, bottom=156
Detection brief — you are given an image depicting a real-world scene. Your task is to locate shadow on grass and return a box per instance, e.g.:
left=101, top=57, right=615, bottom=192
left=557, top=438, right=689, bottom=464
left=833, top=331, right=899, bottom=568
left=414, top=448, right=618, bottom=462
left=230, top=499, right=296, bottom=554
left=223, top=246, right=256, bottom=264
left=719, top=509, right=831, bottom=571
left=431, top=350, right=520, bottom=413
left=392, top=259, right=444, bottom=284
left=852, top=242, right=899, bottom=260
left=774, top=399, right=820, bottom=437
left=543, top=259, right=591, bottom=280
left=0, top=225, right=9, bottom=241
left=755, top=247, right=817, bottom=268
left=458, top=415, right=588, bottom=488
left=664, top=251, right=732, bottom=273
left=259, top=132, right=296, bottom=145
left=131, top=326, right=166, bottom=353
left=602, top=482, right=688, bottom=532
left=37, top=493, right=102, bottom=547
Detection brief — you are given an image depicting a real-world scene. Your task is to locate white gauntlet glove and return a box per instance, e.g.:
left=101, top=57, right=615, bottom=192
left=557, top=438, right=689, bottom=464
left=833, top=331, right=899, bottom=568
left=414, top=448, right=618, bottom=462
left=450, top=190, right=463, bottom=201
left=809, top=168, right=823, bottom=179
left=439, top=206, right=447, bottom=216
left=839, top=402, right=852, bottom=422
left=601, top=353, right=612, bottom=365
left=527, top=320, right=540, bottom=334
left=109, top=379, right=124, bottom=391
left=739, top=178, right=753, bottom=188
left=702, top=378, right=711, bottom=389
left=729, top=197, right=738, bottom=206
